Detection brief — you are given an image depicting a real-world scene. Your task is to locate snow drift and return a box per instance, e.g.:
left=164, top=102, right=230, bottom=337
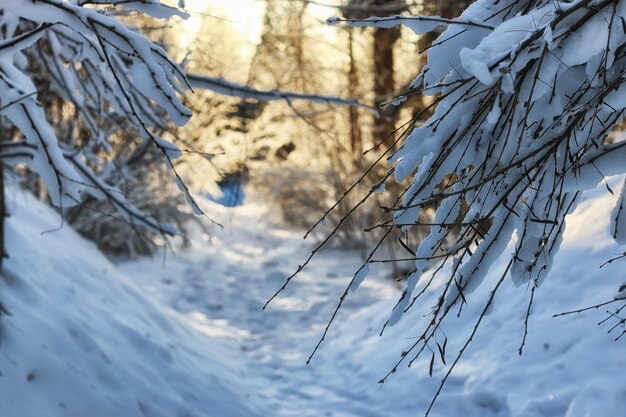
left=0, top=189, right=263, bottom=417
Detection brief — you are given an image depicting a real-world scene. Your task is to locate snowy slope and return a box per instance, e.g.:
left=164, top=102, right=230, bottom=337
left=0, top=189, right=264, bottom=417
left=2, top=181, right=626, bottom=417
left=327, top=183, right=626, bottom=417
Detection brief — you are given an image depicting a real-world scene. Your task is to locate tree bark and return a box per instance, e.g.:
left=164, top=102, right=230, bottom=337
left=371, top=23, right=401, bottom=148
left=347, top=28, right=363, bottom=155
left=438, top=0, right=473, bottom=18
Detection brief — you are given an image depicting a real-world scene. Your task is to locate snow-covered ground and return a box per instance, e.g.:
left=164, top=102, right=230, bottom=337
left=2, top=182, right=626, bottom=417
left=0, top=190, right=264, bottom=417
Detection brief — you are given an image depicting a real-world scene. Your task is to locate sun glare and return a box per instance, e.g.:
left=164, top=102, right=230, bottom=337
left=177, top=0, right=266, bottom=50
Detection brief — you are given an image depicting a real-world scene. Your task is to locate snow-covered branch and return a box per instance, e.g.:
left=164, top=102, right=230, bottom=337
left=367, top=1, right=626, bottom=411
left=187, top=73, right=376, bottom=111
left=268, top=1, right=626, bottom=414
left=0, top=0, right=192, bottom=233
left=327, top=14, right=496, bottom=33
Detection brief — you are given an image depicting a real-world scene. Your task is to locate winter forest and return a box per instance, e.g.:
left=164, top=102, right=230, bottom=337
left=2, top=0, right=626, bottom=416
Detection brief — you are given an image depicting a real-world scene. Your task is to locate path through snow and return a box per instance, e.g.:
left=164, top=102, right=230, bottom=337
left=3, top=186, right=626, bottom=417
left=121, top=202, right=411, bottom=417
left=121, top=187, right=626, bottom=417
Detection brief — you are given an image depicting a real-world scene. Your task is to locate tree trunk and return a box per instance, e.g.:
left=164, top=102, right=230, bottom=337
left=347, top=28, right=362, bottom=155
left=370, top=0, right=407, bottom=149
left=372, top=24, right=401, bottom=148
left=439, top=0, right=473, bottom=18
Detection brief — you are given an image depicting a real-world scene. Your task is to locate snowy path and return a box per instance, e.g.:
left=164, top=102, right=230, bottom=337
left=5, top=188, right=626, bottom=417
left=120, top=203, right=412, bottom=417
left=120, top=189, right=626, bottom=417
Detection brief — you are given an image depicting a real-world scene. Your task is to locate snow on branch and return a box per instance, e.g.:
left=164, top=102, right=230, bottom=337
left=327, top=14, right=496, bottom=34
left=381, top=0, right=626, bottom=325
left=0, top=0, right=194, bottom=233
left=187, top=73, right=377, bottom=112
left=75, top=0, right=189, bottom=19
left=370, top=0, right=626, bottom=412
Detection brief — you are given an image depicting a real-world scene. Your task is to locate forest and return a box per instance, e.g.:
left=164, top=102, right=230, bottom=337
left=1, top=0, right=626, bottom=416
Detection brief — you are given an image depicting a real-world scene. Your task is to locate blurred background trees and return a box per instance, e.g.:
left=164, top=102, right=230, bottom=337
left=3, top=0, right=474, bottom=263
left=115, top=0, right=474, bottom=261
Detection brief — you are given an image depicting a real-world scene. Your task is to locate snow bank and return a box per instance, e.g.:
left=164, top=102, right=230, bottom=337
left=0, top=189, right=263, bottom=417
left=321, top=179, right=626, bottom=417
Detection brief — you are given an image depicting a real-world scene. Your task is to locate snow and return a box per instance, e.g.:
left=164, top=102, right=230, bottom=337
left=329, top=15, right=443, bottom=34
left=0, top=189, right=263, bottom=417
left=187, top=73, right=374, bottom=111
left=349, top=264, right=370, bottom=292
left=3, top=1, right=626, bottom=415
left=3, top=180, right=625, bottom=417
